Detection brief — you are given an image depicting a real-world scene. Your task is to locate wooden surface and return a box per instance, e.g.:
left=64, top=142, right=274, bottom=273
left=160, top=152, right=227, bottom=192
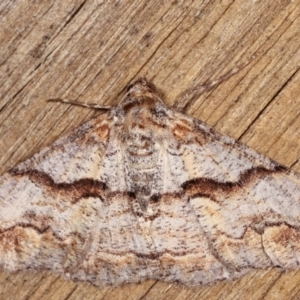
left=0, top=0, right=300, bottom=299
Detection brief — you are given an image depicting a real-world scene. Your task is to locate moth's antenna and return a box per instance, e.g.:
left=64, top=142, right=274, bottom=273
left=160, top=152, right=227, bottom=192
left=173, top=54, right=257, bottom=112
left=48, top=98, right=112, bottom=110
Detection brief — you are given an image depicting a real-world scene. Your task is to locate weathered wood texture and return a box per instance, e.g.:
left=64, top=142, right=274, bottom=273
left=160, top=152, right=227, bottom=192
left=0, top=0, right=299, bottom=299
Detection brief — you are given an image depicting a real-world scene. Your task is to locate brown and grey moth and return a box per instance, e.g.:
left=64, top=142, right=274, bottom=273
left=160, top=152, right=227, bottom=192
left=0, top=77, right=300, bottom=286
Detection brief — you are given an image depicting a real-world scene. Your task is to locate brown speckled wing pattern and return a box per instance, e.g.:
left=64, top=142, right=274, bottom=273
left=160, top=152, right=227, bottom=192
left=0, top=78, right=300, bottom=286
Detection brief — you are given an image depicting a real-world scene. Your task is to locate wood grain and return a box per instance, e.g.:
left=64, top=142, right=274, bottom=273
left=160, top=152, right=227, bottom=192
left=0, top=0, right=299, bottom=299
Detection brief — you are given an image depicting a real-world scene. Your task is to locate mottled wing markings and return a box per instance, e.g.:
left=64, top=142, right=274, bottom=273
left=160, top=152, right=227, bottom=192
left=0, top=77, right=300, bottom=287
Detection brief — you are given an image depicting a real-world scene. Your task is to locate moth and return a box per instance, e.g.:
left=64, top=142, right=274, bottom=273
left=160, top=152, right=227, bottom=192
left=0, top=77, right=299, bottom=286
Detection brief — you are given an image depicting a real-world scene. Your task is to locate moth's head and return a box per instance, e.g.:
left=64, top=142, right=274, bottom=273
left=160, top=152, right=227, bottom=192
left=126, top=77, right=157, bottom=95
left=120, top=77, right=164, bottom=111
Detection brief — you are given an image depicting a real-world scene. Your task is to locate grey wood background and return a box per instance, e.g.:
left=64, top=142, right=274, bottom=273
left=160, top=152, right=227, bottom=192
left=0, top=0, right=299, bottom=299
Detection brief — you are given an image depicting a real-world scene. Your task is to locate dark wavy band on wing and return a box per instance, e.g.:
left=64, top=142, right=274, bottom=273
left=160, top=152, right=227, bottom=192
left=182, top=165, right=287, bottom=201
left=9, top=169, right=107, bottom=203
